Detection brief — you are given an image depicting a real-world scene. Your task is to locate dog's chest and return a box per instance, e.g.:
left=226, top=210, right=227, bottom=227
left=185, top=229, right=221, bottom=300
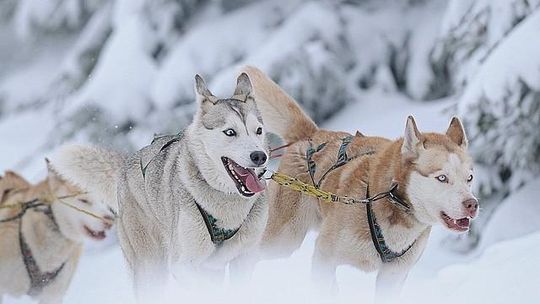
left=0, top=225, right=75, bottom=298
left=173, top=196, right=262, bottom=266
left=0, top=229, right=31, bottom=295
left=195, top=197, right=255, bottom=229
left=173, top=210, right=234, bottom=264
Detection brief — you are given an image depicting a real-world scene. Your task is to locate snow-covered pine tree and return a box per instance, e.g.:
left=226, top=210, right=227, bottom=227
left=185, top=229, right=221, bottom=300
left=435, top=0, right=540, bottom=198
left=252, top=2, right=352, bottom=123
left=428, top=0, right=540, bottom=249
left=341, top=0, right=448, bottom=101
left=270, top=41, right=351, bottom=123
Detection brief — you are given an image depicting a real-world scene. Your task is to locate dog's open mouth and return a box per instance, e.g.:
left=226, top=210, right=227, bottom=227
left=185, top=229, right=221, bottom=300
left=441, top=212, right=470, bottom=232
left=84, top=225, right=107, bottom=240
left=221, top=157, right=265, bottom=197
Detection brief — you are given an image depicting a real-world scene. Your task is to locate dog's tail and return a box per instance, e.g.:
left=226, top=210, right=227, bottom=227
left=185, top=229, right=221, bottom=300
left=242, top=65, right=318, bottom=143
left=50, top=145, right=125, bottom=211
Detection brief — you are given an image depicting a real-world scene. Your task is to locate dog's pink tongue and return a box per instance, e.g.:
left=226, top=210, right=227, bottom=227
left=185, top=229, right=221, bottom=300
left=456, top=218, right=470, bottom=228
left=245, top=172, right=266, bottom=193
left=234, top=166, right=266, bottom=193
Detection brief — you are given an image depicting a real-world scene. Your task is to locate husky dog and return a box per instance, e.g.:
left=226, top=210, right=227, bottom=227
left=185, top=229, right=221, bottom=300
left=55, top=73, right=269, bottom=297
left=243, top=66, right=479, bottom=301
left=0, top=162, right=114, bottom=304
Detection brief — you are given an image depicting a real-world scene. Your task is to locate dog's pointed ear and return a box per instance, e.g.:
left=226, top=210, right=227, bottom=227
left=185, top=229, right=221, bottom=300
left=2, top=170, right=31, bottom=189
left=401, top=116, right=423, bottom=159
left=194, top=74, right=217, bottom=104
left=446, top=116, right=468, bottom=149
left=46, top=158, right=58, bottom=179
left=45, top=158, right=64, bottom=191
left=233, top=73, right=252, bottom=100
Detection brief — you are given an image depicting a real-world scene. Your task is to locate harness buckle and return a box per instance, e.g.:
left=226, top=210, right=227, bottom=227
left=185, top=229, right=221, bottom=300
left=260, top=169, right=274, bottom=180
left=339, top=196, right=358, bottom=205
left=388, top=183, right=411, bottom=213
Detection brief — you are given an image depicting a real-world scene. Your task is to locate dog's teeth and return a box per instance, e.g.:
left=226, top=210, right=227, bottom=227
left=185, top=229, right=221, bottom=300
left=224, top=158, right=256, bottom=196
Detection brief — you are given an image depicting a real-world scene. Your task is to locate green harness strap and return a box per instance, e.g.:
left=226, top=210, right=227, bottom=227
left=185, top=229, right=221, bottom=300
left=195, top=203, right=242, bottom=246
left=140, top=131, right=185, bottom=179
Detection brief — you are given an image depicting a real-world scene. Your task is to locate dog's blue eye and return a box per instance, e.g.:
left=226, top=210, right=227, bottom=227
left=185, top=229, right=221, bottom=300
left=256, top=127, right=263, bottom=135
left=223, top=129, right=236, bottom=137
left=436, top=175, right=448, bottom=183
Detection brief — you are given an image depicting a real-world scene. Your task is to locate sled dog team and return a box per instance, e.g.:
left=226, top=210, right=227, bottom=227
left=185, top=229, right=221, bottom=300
left=0, top=66, right=479, bottom=303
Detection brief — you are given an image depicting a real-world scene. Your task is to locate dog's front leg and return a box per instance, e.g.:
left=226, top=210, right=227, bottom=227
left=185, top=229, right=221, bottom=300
left=375, top=228, right=431, bottom=304
left=38, top=294, right=64, bottom=304
left=195, top=265, right=226, bottom=286
left=375, top=263, right=410, bottom=304
left=311, top=243, right=338, bottom=296
left=132, top=259, right=170, bottom=303
left=208, top=198, right=268, bottom=269
left=229, top=251, right=259, bottom=286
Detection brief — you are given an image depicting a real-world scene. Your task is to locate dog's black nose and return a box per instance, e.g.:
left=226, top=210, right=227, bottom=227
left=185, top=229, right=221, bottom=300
left=462, top=198, right=479, bottom=217
left=250, top=151, right=267, bottom=166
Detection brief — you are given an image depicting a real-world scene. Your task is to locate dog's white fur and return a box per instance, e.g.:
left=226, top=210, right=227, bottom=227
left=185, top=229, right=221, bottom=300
left=55, top=73, right=270, bottom=301
left=51, top=145, right=124, bottom=211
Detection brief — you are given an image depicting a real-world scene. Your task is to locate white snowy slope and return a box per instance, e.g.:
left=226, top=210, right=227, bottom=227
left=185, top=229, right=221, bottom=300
left=430, top=232, right=540, bottom=304
left=9, top=229, right=540, bottom=304
left=324, top=90, right=455, bottom=137
left=480, top=178, right=540, bottom=249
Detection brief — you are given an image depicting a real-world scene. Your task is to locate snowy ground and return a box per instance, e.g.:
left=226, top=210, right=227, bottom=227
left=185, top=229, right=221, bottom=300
left=3, top=91, right=539, bottom=303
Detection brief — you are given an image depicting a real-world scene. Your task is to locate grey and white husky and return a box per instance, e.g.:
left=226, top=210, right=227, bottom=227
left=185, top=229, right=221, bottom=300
left=54, top=73, right=269, bottom=297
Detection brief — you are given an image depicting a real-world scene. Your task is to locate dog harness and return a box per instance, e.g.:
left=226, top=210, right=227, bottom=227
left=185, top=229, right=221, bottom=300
left=195, top=203, right=243, bottom=246
left=365, top=186, right=416, bottom=263
left=266, top=135, right=416, bottom=263
left=18, top=205, right=66, bottom=296
left=140, top=131, right=185, bottom=179
left=140, top=131, right=248, bottom=246
left=1, top=187, right=98, bottom=295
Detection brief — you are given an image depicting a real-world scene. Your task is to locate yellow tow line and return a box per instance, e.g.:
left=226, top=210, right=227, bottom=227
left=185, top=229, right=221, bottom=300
left=267, top=171, right=370, bottom=205
left=266, top=169, right=411, bottom=213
